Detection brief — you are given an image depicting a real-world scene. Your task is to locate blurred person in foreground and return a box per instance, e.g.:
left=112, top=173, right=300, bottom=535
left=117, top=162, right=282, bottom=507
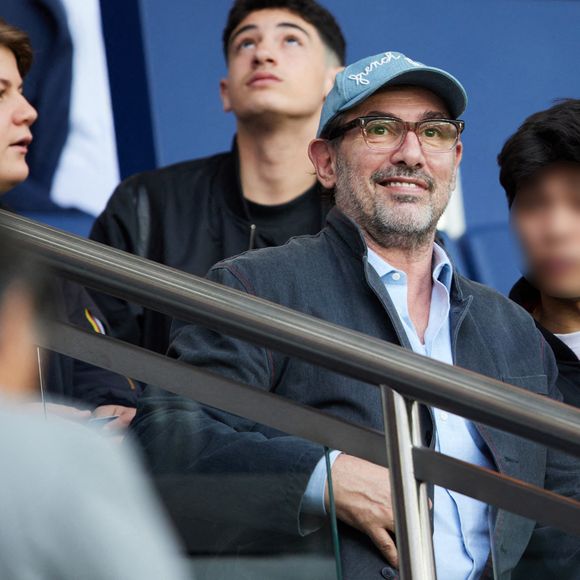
left=90, top=0, right=345, bottom=354
left=0, top=17, right=138, bottom=429
left=0, top=232, right=190, bottom=580
left=132, top=51, right=580, bottom=579
left=499, top=99, right=580, bottom=406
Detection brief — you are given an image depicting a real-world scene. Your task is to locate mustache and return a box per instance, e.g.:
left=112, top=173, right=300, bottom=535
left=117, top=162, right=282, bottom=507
left=371, top=167, right=435, bottom=193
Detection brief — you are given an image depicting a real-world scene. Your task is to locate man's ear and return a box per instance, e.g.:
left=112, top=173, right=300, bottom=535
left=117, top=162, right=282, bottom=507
left=450, top=140, right=463, bottom=190
left=454, top=140, right=463, bottom=171
left=308, top=138, right=338, bottom=189
left=219, top=78, right=232, bottom=113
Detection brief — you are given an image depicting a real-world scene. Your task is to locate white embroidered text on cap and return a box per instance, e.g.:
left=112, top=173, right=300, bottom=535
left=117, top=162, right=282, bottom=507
left=347, top=52, right=423, bottom=86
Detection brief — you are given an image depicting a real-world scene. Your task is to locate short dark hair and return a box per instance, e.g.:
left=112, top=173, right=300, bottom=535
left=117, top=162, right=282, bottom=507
left=222, top=0, right=345, bottom=65
left=0, top=19, right=33, bottom=78
left=498, top=99, right=580, bottom=208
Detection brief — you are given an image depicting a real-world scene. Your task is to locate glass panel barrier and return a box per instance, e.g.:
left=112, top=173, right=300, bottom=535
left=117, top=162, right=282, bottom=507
left=133, top=389, right=340, bottom=580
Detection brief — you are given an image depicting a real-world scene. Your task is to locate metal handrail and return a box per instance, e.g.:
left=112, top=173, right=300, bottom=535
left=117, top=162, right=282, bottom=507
left=3, top=209, right=580, bottom=578
left=2, top=209, right=579, bottom=457
left=42, top=320, right=580, bottom=538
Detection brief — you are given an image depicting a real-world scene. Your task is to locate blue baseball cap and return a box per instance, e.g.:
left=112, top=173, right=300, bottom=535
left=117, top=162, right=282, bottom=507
left=318, top=51, right=467, bottom=137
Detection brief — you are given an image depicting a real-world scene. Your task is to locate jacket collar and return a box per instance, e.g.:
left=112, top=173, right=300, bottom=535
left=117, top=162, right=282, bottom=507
left=509, top=276, right=540, bottom=313
left=538, top=323, right=579, bottom=363
left=217, top=139, right=251, bottom=222
left=510, top=276, right=579, bottom=363
left=325, top=206, right=468, bottom=304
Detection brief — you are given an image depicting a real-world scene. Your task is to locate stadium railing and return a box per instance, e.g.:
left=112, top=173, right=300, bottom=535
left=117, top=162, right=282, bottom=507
left=2, top=209, right=579, bottom=580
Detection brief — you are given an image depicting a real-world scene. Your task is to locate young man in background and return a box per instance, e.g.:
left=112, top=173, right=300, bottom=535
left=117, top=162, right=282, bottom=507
left=499, top=99, right=580, bottom=405
left=90, top=0, right=346, bottom=354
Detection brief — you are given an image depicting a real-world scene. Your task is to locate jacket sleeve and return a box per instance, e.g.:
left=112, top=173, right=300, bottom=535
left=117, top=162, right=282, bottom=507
left=59, top=280, right=139, bottom=408
left=130, top=265, right=326, bottom=538
left=89, top=178, right=149, bottom=347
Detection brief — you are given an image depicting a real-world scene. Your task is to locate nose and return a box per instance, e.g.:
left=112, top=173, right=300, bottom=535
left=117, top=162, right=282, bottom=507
left=14, top=94, right=38, bottom=127
left=389, top=129, right=425, bottom=168
left=252, top=40, right=276, bottom=67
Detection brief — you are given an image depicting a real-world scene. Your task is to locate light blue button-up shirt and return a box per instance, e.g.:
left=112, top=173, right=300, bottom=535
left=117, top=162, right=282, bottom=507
left=302, top=244, right=492, bottom=579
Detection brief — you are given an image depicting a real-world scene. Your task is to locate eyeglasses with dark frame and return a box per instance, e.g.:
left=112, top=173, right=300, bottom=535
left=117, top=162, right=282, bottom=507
left=325, top=115, right=465, bottom=153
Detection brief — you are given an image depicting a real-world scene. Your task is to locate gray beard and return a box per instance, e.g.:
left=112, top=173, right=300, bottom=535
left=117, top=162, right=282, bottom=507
left=335, top=160, right=449, bottom=252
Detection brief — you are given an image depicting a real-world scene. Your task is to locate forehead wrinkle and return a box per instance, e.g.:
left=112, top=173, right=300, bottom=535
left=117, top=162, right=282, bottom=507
left=360, top=85, right=451, bottom=114
left=352, top=108, right=451, bottom=122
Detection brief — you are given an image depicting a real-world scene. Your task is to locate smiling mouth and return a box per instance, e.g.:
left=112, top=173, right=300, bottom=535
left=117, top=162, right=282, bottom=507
left=372, top=168, right=435, bottom=193
left=377, top=179, right=429, bottom=194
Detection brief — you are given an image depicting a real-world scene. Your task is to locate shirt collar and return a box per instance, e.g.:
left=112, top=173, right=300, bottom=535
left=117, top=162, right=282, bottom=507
left=432, top=243, right=453, bottom=291
left=366, top=243, right=453, bottom=292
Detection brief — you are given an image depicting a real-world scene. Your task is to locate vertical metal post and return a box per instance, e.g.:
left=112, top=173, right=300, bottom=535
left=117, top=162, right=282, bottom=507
left=380, top=385, right=437, bottom=580
left=411, top=401, right=436, bottom=575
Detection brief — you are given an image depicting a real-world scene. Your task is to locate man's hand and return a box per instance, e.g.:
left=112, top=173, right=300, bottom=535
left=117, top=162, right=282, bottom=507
left=325, top=454, right=398, bottom=568
left=92, top=405, right=136, bottom=430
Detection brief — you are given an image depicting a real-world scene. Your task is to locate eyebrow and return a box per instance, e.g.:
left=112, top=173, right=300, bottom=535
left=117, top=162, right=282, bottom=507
left=229, top=21, right=311, bottom=48
left=421, top=110, right=452, bottom=120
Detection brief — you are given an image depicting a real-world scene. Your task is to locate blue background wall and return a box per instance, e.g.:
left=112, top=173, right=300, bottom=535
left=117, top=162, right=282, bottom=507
left=135, top=0, right=580, bottom=231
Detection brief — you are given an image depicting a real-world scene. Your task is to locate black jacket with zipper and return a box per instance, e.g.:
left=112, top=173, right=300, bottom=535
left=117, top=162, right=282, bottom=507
left=510, top=277, right=580, bottom=407
left=89, top=145, right=330, bottom=354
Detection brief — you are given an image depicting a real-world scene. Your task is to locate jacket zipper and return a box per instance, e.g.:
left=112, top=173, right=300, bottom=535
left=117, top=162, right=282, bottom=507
left=248, top=224, right=256, bottom=250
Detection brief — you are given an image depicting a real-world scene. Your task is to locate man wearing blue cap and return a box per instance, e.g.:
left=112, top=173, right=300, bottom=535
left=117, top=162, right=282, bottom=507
left=132, top=51, right=579, bottom=579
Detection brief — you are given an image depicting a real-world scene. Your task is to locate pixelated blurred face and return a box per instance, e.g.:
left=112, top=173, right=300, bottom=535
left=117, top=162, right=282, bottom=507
left=221, top=8, right=336, bottom=122
left=0, top=46, right=37, bottom=194
left=512, top=162, right=580, bottom=299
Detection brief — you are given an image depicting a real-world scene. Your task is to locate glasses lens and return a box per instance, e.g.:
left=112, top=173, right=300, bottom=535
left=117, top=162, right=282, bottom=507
left=417, top=121, right=458, bottom=151
left=363, top=118, right=404, bottom=148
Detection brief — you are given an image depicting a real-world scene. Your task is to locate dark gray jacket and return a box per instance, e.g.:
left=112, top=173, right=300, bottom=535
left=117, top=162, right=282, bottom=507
left=132, top=208, right=579, bottom=580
